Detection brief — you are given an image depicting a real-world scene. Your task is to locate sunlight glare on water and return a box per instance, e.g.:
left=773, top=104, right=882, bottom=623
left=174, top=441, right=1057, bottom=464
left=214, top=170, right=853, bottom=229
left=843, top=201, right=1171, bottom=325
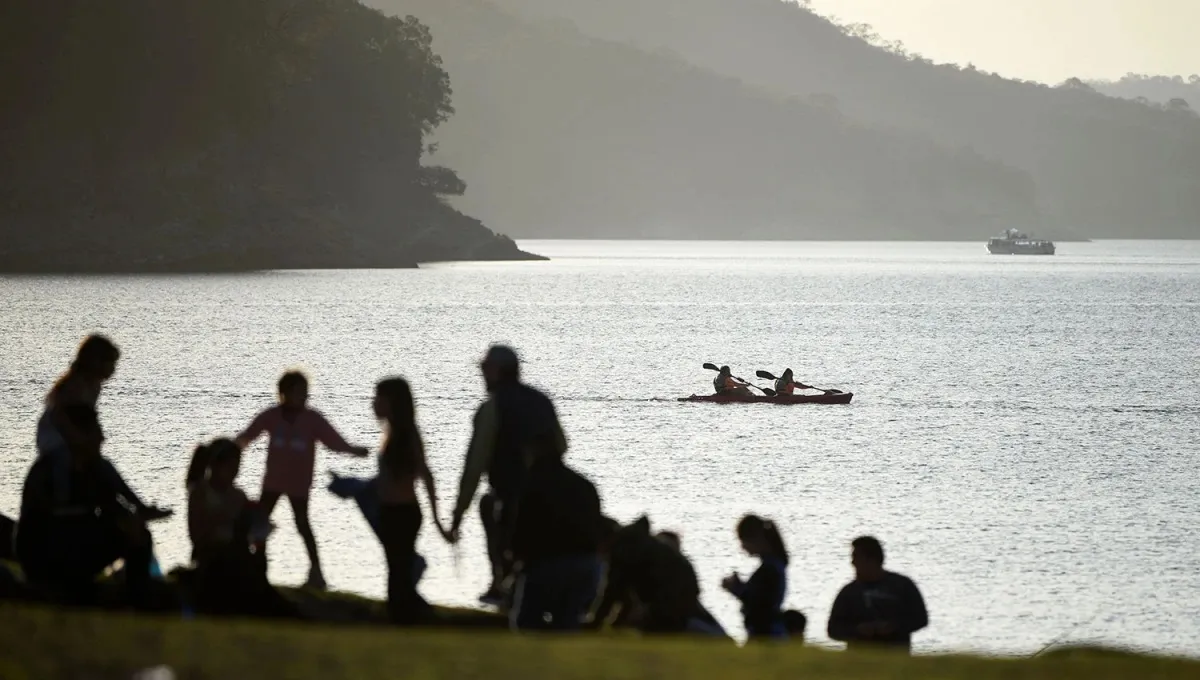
left=1, top=239, right=1198, bottom=655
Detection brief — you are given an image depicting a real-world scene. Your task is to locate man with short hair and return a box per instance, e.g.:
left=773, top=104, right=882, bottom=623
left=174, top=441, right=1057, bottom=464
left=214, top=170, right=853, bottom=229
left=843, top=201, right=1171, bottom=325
left=449, top=345, right=569, bottom=604
left=16, top=405, right=161, bottom=607
left=827, top=535, right=928, bottom=653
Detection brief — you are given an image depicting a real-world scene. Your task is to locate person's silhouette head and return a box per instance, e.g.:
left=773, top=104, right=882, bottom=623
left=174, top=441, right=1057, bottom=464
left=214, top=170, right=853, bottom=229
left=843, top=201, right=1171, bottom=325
left=74, top=335, right=120, bottom=382
left=851, top=535, right=886, bottom=581
left=481, top=344, right=520, bottom=392
left=277, top=371, right=309, bottom=409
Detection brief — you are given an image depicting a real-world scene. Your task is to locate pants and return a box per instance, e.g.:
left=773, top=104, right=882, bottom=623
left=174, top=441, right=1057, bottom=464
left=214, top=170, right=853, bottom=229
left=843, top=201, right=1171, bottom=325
left=511, top=555, right=602, bottom=631
left=380, top=503, right=431, bottom=625
left=480, top=491, right=518, bottom=589
left=20, top=516, right=151, bottom=607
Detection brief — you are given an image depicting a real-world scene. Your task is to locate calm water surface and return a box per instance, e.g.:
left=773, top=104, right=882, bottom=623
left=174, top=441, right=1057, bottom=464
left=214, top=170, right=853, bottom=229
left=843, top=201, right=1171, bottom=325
left=1, top=240, right=1198, bottom=655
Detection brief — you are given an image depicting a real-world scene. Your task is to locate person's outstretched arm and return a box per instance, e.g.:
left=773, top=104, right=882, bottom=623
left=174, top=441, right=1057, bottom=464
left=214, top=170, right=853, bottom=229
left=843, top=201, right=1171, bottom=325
left=235, top=410, right=270, bottom=450
left=313, top=412, right=368, bottom=457
left=450, top=401, right=497, bottom=536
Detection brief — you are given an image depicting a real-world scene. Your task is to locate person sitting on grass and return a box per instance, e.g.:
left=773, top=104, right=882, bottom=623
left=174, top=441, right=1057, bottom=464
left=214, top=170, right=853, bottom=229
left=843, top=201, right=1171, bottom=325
left=16, top=404, right=166, bottom=608
left=827, top=535, right=928, bottom=654
left=592, top=516, right=719, bottom=635
left=236, top=370, right=369, bottom=590
left=185, top=438, right=295, bottom=619
left=508, top=453, right=604, bottom=631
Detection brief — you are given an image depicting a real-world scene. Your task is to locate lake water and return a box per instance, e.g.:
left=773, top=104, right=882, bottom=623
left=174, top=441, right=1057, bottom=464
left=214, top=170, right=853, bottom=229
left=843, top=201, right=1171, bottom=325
left=1, top=240, right=1198, bottom=656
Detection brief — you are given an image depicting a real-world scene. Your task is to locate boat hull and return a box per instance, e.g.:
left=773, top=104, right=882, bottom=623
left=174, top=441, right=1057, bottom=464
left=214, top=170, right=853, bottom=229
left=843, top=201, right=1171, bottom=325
left=678, top=392, right=853, bottom=405
left=987, top=241, right=1056, bottom=255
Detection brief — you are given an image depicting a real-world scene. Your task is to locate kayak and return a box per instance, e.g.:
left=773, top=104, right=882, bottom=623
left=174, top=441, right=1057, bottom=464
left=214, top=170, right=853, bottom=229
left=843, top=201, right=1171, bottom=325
left=678, top=391, right=853, bottom=405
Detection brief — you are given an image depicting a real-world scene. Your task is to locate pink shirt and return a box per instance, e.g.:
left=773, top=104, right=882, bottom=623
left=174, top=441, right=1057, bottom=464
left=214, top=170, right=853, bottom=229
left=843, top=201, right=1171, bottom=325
left=238, top=406, right=356, bottom=497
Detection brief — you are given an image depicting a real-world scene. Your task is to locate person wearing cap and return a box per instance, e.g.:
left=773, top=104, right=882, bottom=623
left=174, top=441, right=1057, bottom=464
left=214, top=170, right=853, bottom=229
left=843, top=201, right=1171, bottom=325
left=449, top=345, right=568, bottom=605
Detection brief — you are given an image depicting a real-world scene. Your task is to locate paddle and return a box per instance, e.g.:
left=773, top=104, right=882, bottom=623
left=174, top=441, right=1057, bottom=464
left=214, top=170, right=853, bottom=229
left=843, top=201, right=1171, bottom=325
left=703, top=363, right=776, bottom=396
left=755, top=370, right=841, bottom=395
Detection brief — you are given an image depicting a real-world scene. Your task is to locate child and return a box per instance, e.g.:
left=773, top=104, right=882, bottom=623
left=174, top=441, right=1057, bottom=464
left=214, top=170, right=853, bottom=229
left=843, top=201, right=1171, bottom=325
left=185, top=438, right=293, bottom=618
left=721, top=514, right=790, bottom=640
left=237, top=371, right=368, bottom=589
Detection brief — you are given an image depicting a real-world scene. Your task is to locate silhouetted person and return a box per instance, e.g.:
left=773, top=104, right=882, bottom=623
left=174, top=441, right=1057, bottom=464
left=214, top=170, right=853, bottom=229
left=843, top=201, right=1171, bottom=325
left=37, top=335, right=120, bottom=504
left=722, top=514, right=789, bottom=640
left=655, top=530, right=681, bottom=553
left=449, top=345, right=568, bottom=604
left=237, top=371, right=369, bottom=590
left=186, top=438, right=294, bottom=619
left=17, top=405, right=155, bottom=607
left=827, top=536, right=928, bottom=653
left=713, top=365, right=751, bottom=397
left=773, top=369, right=809, bottom=395
left=373, top=377, right=449, bottom=625
left=593, top=516, right=714, bottom=634
left=508, top=454, right=603, bottom=631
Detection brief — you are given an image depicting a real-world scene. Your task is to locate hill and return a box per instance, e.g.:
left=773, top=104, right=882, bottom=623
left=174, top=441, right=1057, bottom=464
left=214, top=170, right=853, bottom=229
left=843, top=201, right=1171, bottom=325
left=494, top=0, right=1200, bottom=238
left=0, top=0, right=535, bottom=272
left=370, top=0, right=1044, bottom=240
left=1090, top=75, right=1200, bottom=109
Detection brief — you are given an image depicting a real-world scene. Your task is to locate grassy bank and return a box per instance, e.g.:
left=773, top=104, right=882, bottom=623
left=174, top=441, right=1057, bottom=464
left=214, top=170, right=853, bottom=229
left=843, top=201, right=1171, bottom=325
left=1, top=604, right=1196, bottom=680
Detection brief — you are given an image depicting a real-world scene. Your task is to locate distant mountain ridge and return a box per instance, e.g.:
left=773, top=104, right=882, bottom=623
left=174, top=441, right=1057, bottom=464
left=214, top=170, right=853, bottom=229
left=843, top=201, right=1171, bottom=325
left=487, top=0, right=1200, bottom=239
left=371, top=0, right=1050, bottom=241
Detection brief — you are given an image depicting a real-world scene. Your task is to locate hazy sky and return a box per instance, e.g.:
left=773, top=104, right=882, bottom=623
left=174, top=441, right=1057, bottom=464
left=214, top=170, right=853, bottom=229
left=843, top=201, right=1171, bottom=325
left=807, top=0, right=1199, bottom=83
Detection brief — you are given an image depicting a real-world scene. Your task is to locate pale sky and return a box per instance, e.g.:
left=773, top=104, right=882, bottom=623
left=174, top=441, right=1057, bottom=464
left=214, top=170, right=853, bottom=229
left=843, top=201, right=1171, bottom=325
left=807, top=0, right=1200, bottom=83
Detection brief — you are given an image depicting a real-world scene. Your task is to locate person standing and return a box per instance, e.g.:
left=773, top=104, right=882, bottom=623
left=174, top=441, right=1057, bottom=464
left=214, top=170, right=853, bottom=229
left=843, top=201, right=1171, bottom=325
left=237, top=371, right=369, bottom=590
left=372, top=377, right=449, bottom=625
left=827, top=536, right=928, bottom=653
left=448, top=345, right=568, bottom=604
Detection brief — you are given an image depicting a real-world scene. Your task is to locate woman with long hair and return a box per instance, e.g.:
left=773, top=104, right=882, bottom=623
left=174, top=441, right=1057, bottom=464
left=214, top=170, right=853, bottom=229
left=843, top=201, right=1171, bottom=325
left=722, top=514, right=791, bottom=640
left=37, top=335, right=120, bottom=502
left=373, top=377, right=448, bottom=625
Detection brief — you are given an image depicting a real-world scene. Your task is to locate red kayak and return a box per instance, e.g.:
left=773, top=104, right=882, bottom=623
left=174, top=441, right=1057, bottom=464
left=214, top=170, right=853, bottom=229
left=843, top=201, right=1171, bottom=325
left=678, top=391, right=853, bottom=405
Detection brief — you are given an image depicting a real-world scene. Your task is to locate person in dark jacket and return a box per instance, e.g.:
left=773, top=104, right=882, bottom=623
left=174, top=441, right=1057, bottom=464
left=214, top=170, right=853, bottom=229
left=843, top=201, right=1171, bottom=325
left=827, top=535, right=928, bottom=653
left=508, top=455, right=603, bottom=631
left=722, top=514, right=789, bottom=640
left=592, top=516, right=718, bottom=635
left=449, top=345, right=568, bottom=604
left=16, top=404, right=162, bottom=607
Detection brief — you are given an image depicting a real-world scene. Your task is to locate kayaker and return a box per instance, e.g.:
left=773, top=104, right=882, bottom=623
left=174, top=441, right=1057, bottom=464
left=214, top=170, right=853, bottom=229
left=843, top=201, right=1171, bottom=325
left=773, top=369, right=807, bottom=395
left=713, top=366, right=752, bottom=397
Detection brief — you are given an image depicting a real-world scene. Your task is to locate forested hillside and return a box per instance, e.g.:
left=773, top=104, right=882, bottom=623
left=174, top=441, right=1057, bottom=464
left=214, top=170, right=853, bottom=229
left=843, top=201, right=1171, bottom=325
left=0, top=0, right=532, bottom=272
left=374, top=0, right=1043, bottom=239
left=496, top=0, right=1200, bottom=238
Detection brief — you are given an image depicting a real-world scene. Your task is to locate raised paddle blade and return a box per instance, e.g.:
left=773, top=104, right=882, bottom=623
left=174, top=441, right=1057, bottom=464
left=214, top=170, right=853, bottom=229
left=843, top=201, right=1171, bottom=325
left=702, top=363, right=720, bottom=372
left=756, top=370, right=777, bottom=381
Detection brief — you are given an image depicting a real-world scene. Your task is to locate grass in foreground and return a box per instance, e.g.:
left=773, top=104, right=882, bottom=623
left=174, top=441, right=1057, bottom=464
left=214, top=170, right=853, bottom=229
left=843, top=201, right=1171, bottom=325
left=1, top=603, right=1197, bottom=680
